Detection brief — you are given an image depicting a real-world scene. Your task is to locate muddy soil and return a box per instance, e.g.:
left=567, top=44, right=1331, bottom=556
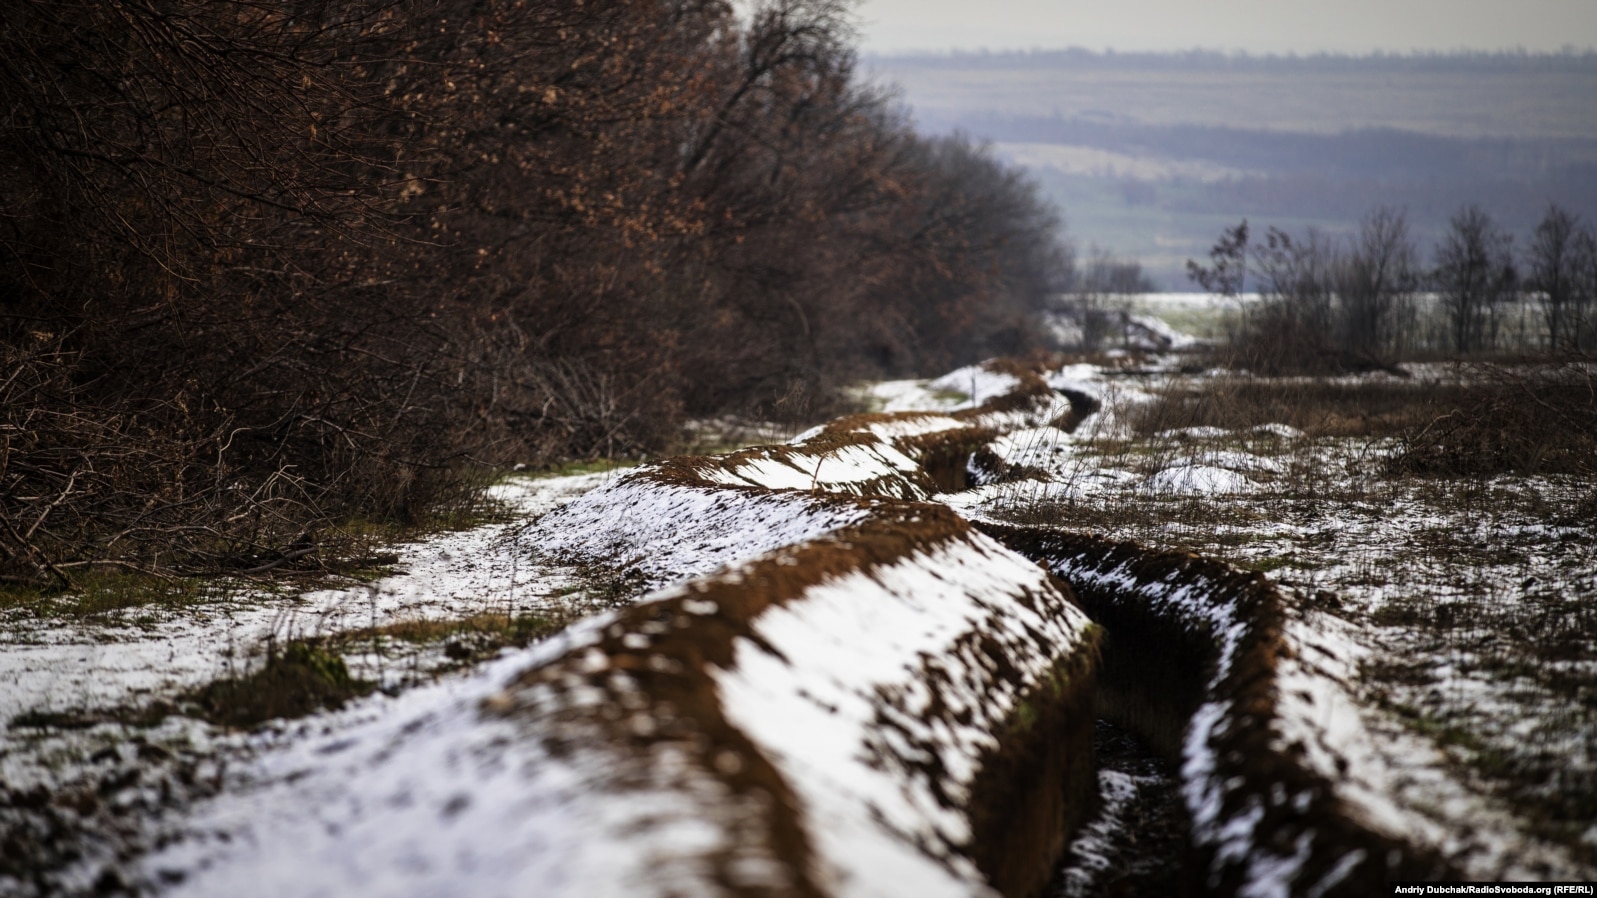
left=1048, top=719, right=1192, bottom=898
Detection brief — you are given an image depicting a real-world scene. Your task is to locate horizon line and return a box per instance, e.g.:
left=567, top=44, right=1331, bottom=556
left=861, top=45, right=1597, bottom=61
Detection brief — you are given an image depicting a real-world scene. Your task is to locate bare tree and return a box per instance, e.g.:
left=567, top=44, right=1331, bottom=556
left=1338, top=207, right=1420, bottom=358
left=1577, top=229, right=1597, bottom=352
left=1235, top=225, right=1336, bottom=371
left=1434, top=204, right=1517, bottom=355
left=1187, top=219, right=1250, bottom=300
left=1527, top=204, right=1585, bottom=352
left=1255, top=226, right=1336, bottom=333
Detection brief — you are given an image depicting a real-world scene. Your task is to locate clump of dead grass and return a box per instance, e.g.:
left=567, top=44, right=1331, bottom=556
left=1388, top=366, right=1597, bottom=477
left=188, top=639, right=372, bottom=729
left=1125, top=363, right=1596, bottom=479
left=334, top=609, right=579, bottom=669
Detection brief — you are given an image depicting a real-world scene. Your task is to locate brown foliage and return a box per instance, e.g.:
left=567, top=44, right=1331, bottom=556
left=0, top=0, right=1068, bottom=580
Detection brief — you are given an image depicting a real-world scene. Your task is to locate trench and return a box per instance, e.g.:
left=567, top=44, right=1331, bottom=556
left=903, top=386, right=1207, bottom=895
left=981, top=521, right=1464, bottom=897
left=964, top=388, right=1200, bottom=896
left=60, top=364, right=1453, bottom=898
left=1045, top=719, right=1190, bottom=898
left=939, top=378, right=1440, bottom=896
left=1059, top=628, right=1206, bottom=896
left=1028, top=541, right=1207, bottom=897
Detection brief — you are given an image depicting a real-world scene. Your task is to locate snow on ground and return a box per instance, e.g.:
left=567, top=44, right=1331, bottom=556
left=8, top=360, right=1103, bottom=897
left=0, top=471, right=636, bottom=897
left=0, top=473, right=614, bottom=729
left=861, top=378, right=960, bottom=414
left=927, top=364, right=1023, bottom=408
left=142, top=623, right=636, bottom=898
left=1056, top=769, right=1150, bottom=897
left=1273, top=614, right=1581, bottom=880
left=1145, top=464, right=1254, bottom=495
left=939, top=357, right=1597, bottom=882
left=9, top=311, right=1594, bottom=896
left=704, top=441, right=930, bottom=497
left=858, top=413, right=969, bottom=443
left=1129, top=314, right=1202, bottom=351
left=529, top=477, right=869, bottom=591
left=862, top=364, right=1021, bottom=414
left=135, top=502, right=1095, bottom=898
left=1045, top=364, right=1157, bottom=440
left=1054, top=760, right=1176, bottom=898
left=715, top=535, right=1095, bottom=897
left=984, top=426, right=1077, bottom=473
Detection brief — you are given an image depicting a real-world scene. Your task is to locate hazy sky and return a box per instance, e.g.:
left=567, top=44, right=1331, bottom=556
left=854, top=0, right=1597, bottom=55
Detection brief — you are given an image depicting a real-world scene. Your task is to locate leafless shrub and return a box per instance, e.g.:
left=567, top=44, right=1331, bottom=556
left=1390, top=362, right=1597, bottom=477
left=1126, top=376, right=1432, bottom=438
left=1191, top=211, right=1420, bottom=374
left=518, top=360, right=677, bottom=462
left=1434, top=205, right=1519, bottom=355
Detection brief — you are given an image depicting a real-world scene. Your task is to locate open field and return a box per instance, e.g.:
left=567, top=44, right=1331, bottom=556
left=866, top=51, right=1597, bottom=287
left=957, top=357, right=1597, bottom=879
left=3, top=345, right=1594, bottom=896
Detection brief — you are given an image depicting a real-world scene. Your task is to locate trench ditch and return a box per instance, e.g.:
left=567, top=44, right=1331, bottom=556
left=6, top=359, right=1480, bottom=896
left=819, top=361, right=1483, bottom=895
left=513, top=357, right=1466, bottom=897
left=518, top=356, right=1483, bottom=897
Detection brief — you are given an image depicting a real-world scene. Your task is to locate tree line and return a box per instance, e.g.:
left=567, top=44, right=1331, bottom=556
left=0, top=0, right=1068, bottom=584
left=1187, top=203, right=1597, bottom=372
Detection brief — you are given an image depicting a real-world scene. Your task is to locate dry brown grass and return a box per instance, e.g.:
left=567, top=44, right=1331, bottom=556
left=1126, top=365, right=1597, bottom=478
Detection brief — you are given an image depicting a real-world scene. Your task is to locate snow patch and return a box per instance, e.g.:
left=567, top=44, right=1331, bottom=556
left=530, top=479, right=867, bottom=591
left=927, top=365, right=1023, bottom=409
left=1147, top=464, right=1253, bottom=495
left=716, top=536, right=1094, bottom=896
left=0, top=472, right=614, bottom=726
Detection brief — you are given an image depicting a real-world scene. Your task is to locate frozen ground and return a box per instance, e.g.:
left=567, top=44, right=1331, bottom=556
left=0, top=473, right=618, bottom=726
left=0, top=364, right=1092, bottom=897
left=961, top=360, right=1597, bottom=879
left=1051, top=721, right=1185, bottom=898
left=109, top=369, right=1097, bottom=897
left=3, top=340, right=1592, bottom=895
left=0, top=471, right=627, bottom=896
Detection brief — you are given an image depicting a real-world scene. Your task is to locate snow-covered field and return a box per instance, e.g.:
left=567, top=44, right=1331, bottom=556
left=0, top=471, right=624, bottom=895
left=3, top=335, right=1593, bottom=896
left=0, top=474, right=614, bottom=724
left=961, top=360, right=1597, bottom=886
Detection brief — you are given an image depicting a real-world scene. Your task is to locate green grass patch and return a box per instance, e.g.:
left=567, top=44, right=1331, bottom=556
left=333, top=609, right=576, bottom=665
left=1248, top=555, right=1295, bottom=573
left=0, top=570, right=212, bottom=619
left=189, top=640, right=372, bottom=729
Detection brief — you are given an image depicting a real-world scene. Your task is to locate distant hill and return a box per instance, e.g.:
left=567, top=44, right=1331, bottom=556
left=865, top=50, right=1597, bottom=288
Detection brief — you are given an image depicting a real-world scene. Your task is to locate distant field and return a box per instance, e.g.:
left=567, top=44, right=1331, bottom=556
left=865, top=51, right=1597, bottom=288
left=1129, top=292, right=1235, bottom=341
left=1025, top=169, right=1346, bottom=286
left=867, top=51, right=1597, bottom=140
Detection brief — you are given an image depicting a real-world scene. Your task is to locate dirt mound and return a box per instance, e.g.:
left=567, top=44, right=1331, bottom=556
left=152, top=358, right=1101, bottom=898
left=981, top=524, right=1460, bottom=896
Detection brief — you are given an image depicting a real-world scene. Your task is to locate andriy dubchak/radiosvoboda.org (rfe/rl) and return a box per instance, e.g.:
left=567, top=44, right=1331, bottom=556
left=1392, top=886, right=1595, bottom=896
